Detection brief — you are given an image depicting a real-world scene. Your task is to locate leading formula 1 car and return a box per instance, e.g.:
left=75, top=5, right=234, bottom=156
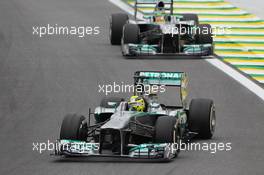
left=53, top=71, right=216, bottom=161
left=110, top=0, right=214, bottom=57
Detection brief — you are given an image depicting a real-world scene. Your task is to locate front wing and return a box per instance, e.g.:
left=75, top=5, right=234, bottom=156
left=52, top=139, right=177, bottom=161
left=122, top=43, right=214, bottom=57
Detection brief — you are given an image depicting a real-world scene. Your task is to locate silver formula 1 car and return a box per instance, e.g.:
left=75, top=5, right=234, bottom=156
left=110, top=0, right=214, bottom=57
left=53, top=71, right=216, bottom=161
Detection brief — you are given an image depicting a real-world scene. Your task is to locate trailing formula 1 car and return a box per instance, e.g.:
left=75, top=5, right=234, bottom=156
left=53, top=71, right=216, bottom=161
left=110, top=0, right=214, bottom=57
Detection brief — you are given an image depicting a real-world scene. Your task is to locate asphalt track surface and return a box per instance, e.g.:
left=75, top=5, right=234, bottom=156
left=0, top=0, right=263, bottom=175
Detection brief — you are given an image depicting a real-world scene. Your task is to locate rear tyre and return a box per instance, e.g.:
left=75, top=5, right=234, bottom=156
left=188, top=98, right=216, bottom=139
left=179, top=14, right=199, bottom=25
left=110, top=13, right=129, bottom=45
left=60, top=114, right=87, bottom=141
left=122, top=24, right=140, bottom=44
left=155, top=116, right=177, bottom=143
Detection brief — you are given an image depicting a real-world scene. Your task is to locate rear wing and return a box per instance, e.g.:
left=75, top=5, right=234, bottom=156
left=134, top=0, right=174, bottom=19
left=134, top=71, right=188, bottom=107
left=134, top=71, right=185, bottom=86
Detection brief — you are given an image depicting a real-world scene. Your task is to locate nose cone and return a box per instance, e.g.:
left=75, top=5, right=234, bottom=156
left=101, top=111, right=133, bottom=130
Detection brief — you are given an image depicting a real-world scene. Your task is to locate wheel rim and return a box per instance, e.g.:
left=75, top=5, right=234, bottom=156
left=210, top=105, right=216, bottom=134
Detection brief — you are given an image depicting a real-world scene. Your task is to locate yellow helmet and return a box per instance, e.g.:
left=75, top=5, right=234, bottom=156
left=128, top=96, right=146, bottom=112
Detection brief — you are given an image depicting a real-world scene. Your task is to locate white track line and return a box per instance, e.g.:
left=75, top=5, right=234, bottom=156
left=109, top=0, right=264, bottom=101
left=206, top=59, right=264, bottom=100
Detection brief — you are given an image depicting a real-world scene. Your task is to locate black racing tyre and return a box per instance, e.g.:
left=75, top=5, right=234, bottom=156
left=179, top=13, right=199, bottom=25
left=122, top=23, right=140, bottom=44
left=155, top=116, right=180, bottom=158
left=100, top=97, right=124, bottom=108
left=155, top=116, right=177, bottom=143
left=60, top=114, right=87, bottom=141
left=195, top=24, right=213, bottom=44
left=188, top=98, right=216, bottom=139
left=110, top=13, right=129, bottom=45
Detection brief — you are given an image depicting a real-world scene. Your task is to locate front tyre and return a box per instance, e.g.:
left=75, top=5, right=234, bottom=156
left=188, top=99, right=216, bottom=139
left=155, top=116, right=180, bottom=157
left=122, top=23, right=140, bottom=44
left=110, top=13, right=129, bottom=45
left=121, top=24, right=140, bottom=57
left=60, top=114, right=87, bottom=141
left=195, top=24, right=214, bottom=55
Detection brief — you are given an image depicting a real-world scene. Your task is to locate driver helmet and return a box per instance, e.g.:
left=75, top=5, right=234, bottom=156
left=154, top=1, right=166, bottom=23
left=156, top=1, right=165, bottom=12
left=128, top=96, right=146, bottom=112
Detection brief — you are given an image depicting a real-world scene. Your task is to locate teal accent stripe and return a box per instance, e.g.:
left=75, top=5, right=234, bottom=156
left=215, top=34, right=264, bottom=36
left=214, top=41, right=264, bottom=44
left=223, top=57, right=264, bottom=60
left=250, top=74, right=264, bottom=77
left=199, top=14, right=251, bottom=16
left=136, top=7, right=238, bottom=10
left=216, top=49, right=264, bottom=52
left=236, top=65, right=264, bottom=69
left=201, top=20, right=264, bottom=23
left=223, top=56, right=264, bottom=59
